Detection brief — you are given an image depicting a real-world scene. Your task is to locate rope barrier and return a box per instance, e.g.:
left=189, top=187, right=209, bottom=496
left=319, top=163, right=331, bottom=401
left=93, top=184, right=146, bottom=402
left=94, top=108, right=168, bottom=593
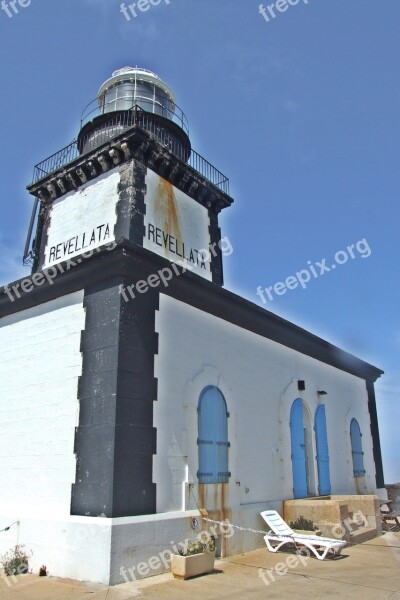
left=202, top=516, right=272, bottom=536
left=0, top=522, right=19, bottom=534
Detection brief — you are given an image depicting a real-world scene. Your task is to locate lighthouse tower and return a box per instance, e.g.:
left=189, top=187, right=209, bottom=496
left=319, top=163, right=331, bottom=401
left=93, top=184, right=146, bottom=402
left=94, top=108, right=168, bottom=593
left=27, top=67, right=231, bottom=284
left=24, top=66, right=232, bottom=518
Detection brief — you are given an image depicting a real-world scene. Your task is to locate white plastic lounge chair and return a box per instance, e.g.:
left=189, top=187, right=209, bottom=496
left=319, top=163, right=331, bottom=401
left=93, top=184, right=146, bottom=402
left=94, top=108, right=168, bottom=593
left=380, top=500, right=400, bottom=531
left=260, top=510, right=346, bottom=560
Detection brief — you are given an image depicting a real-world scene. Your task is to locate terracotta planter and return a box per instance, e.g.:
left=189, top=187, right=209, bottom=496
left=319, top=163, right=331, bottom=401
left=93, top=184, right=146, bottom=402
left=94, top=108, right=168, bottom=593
left=171, top=551, right=215, bottom=580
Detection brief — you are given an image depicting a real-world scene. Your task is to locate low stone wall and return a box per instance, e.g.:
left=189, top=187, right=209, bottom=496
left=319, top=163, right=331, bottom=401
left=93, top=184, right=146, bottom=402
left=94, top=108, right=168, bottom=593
left=386, top=484, right=400, bottom=512
left=284, top=498, right=346, bottom=538
left=283, top=495, right=381, bottom=541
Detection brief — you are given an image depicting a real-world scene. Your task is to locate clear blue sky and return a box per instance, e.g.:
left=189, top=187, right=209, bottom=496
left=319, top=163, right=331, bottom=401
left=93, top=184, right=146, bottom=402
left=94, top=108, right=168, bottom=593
left=0, top=0, right=398, bottom=483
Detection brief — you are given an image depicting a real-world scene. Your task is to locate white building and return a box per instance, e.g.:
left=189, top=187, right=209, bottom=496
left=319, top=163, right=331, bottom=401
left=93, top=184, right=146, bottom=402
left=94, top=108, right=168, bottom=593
left=0, top=68, right=384, bottom=585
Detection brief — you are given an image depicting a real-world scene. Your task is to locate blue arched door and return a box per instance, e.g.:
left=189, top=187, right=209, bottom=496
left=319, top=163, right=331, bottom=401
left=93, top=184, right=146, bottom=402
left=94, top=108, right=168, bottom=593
left=197, top=386, right=230, bottom=484
left=315, top=405, right=331, bottom=495
left=290, top=399, right=308, bottom=498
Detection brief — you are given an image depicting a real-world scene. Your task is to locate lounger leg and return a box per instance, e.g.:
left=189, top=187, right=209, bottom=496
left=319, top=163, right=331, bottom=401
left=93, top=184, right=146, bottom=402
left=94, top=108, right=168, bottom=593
left=297, top=542, right=325, bottom=560
left=319, top=547, right=331, bottom=560
left=301, top=543, right=345, bottom=560
left=264, top=537, right=295, bottom=554
left=264, top=538, right=278, bottom=553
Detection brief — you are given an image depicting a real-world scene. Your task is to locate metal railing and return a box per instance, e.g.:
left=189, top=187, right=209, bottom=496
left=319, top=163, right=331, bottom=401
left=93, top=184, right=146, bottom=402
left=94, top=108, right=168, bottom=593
left=78, top=108, right=190, bottom=162
left=31, top=113, right=229, bottom=194
left=33, top=140, right=79, bottom=182
left=82, top=88, right=189, bottom=136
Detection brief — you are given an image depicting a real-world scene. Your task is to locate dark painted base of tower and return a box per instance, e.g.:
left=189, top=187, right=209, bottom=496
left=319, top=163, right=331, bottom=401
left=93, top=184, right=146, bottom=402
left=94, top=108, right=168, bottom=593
left=71, top=274, right=158, bottom=518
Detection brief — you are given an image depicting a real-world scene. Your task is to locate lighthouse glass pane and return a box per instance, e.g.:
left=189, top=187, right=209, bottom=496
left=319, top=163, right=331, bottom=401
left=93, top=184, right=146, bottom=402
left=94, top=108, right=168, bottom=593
left=104, top=86, right=118, bottom=113
left=135, top=82, right=156, bottom=114
left=115, top=82, right=135, bottom=112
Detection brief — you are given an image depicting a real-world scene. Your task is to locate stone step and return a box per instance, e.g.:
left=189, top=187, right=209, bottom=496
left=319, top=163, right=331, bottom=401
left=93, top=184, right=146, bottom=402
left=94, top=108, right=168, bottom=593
left=349, top=526, right=378, bottom=545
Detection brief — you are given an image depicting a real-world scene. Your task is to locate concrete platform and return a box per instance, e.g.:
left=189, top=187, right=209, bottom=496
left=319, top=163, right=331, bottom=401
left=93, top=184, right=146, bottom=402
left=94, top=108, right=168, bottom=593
left=349, top=525, right=379, bottom=544
left=283, top=494, right=383, bottom=541
left=1, top=531, right=400, bottom=599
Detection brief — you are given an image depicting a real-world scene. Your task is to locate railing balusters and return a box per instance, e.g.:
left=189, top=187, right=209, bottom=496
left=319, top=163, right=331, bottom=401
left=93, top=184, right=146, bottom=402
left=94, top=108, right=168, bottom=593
left=32, top=111, right=229, bottom=195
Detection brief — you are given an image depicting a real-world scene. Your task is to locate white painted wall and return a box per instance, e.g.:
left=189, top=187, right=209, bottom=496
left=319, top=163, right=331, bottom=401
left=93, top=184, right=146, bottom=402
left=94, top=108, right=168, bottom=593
left=144, top=170, right=212, bottom=280
left=0, top=515, right=112, bottom=584
left=154, top=294, right=377, bottom=526
left=0, top=292, right=85, bottom=517
left=44, top=169, right=119, bottom=268
left=0, top=292, right=92, bottom=578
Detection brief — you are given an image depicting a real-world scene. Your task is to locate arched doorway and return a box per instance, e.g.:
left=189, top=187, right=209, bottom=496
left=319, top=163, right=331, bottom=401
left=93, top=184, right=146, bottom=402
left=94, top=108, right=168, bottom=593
left=315, top=404, right=331, bottom=495
left=290, top=398, right=308, bottom=498
left=197, top=386, right=230, bottom=484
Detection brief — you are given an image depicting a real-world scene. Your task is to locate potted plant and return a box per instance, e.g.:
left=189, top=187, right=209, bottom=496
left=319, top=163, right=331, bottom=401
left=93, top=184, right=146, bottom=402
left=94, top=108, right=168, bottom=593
left=289, top=516, right=322, bottom=536
left=171, top=536, right=216, bottom=580
left=1, top=545, right=31, bottom=576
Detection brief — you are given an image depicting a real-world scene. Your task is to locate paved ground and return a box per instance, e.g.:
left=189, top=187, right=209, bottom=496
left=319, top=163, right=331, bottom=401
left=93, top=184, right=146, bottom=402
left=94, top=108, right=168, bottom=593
left=1, top=532, right=399, bottom=599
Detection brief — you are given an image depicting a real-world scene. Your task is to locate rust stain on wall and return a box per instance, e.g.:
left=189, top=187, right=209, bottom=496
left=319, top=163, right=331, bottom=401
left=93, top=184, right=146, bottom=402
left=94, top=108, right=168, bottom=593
left=198, top=483, right=231, bottom=521
left=198, top=483, right=232, bottom=557
left=198, top=483, right=205, bottom=513
left=155, top=177, right=183, bottom=259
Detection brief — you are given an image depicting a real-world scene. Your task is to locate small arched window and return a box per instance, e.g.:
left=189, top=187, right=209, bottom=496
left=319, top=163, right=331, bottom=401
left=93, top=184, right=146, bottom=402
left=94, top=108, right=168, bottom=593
left=197, top=386, right=230, bottom=484
left=350, top=418, right=365, bottom=477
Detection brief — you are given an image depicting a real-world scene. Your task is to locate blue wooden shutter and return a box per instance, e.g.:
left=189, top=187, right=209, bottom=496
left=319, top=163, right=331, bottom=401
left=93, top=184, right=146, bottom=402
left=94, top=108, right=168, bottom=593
left=315, top=404, right=331, bottom=495
left=290, top=399, right=308, bottom=499
left=198, top=387, right=230, bottom=484
left=350, top=419, right=365, bottom=477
